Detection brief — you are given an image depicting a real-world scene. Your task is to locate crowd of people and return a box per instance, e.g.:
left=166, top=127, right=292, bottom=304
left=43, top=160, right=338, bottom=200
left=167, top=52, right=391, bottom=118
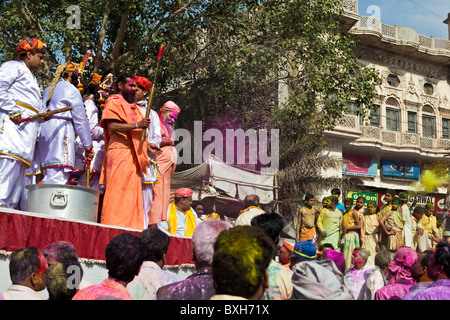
left=1, top=189, right=450, bottom=300
left=0, top=38, right=181, bottom=232
left=1, top=39, right=450, bottom=301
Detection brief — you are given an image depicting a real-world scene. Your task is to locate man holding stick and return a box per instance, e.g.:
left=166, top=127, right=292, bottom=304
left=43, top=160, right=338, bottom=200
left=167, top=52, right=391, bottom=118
left=99, top=73, right=150, bottom=230
left=38, top=62, right=94, bottom=184
left=0, top=39, right=50, bottom=208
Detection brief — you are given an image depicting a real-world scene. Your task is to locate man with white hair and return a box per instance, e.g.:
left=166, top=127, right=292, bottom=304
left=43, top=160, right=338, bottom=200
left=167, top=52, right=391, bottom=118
left=344, top=247, right=375, bottom=300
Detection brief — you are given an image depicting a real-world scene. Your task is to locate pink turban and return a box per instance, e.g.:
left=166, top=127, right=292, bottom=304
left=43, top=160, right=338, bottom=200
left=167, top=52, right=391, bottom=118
left=174, top=188, right=193, bottom=198
left=387, top=247, right=418, bottom=284
left=322, top=249, right=346, bottom=274
left=160, top=101, right=180, bottom=114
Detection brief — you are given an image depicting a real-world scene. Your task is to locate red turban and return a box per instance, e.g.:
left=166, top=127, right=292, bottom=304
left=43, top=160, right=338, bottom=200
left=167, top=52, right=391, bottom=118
left=17, top=39, right=47, bottom=55
left=175, top=188, right=193, bottom=198
left=135, top=76, right=152, bottom=92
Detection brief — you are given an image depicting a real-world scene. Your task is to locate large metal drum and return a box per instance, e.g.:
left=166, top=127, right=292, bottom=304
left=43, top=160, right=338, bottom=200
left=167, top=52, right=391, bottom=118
left=26, top=184, right=103, bottom=223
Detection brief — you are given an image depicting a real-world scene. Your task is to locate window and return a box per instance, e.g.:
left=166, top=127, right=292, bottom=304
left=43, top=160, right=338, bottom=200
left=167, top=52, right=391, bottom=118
left=424, top=83, right=434, bottom=95
left=347, top=100, right=362, bottom=124
left=387, top=74, right=400, bottom=87
left=407, top=112, right=417, bottom=133
left=369, top=105, right=380, bottom=127
left=443, top=118, right=450, bottom=139
left=386, top=108, right=400, bottom=131
left=422, top=115, right=435, bottom=138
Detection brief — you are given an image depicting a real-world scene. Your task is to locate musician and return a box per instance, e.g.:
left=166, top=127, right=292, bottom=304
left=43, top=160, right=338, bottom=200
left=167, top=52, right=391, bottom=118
left=0, top=39, right=49, bottom=208
left=38, top=62, right=94, bottom=184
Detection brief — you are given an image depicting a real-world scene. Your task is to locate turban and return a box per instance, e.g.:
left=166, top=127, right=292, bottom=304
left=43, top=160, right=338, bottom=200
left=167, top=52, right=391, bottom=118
left=63, top=62, right=77, bottom=74
left=174, top=188, right=193, bottom=198
left=160, top=100, right=180, bottom=114
left=135, top=76, right=152, bottom=92
left=90, top=73, right=102, bottom=85
left=17, top=39, right=47, bottom=55
left=387, top=247, right=417, bottom=285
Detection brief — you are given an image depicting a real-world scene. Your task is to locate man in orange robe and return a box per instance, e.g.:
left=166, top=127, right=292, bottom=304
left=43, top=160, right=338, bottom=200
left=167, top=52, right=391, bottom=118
left=99, top=73, right=150, bottom=230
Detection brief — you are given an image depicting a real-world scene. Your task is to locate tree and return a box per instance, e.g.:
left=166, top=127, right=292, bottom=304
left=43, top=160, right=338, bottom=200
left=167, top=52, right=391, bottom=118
left=0, top=0, right=381, bottom=221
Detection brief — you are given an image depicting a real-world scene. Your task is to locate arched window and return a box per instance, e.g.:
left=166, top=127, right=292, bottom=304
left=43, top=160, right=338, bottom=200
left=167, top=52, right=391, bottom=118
left=422, top=105, right=435, bottom=138
left=423, top=83, right=434, bottom=95
left=386, top=98, right=400, bottom=131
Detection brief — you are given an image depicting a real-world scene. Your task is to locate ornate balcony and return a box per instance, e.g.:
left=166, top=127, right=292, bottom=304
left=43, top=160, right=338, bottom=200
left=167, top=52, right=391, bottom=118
left=326, top=114, right=450, bottom=158
left=350, top=16, right=450, bottom=65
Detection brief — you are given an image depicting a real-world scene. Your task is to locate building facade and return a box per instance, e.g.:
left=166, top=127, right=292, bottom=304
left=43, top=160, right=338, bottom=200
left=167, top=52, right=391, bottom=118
left=324, top=1, right=450, bottom=215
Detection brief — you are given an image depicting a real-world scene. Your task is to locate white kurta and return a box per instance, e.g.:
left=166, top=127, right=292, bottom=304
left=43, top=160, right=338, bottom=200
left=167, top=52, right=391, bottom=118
left=0, top=60, right=42, bottom=165
left=38, top=80, right=93, bottom=184
left=138, top=100, right=162, bottom=225
left=74, top=98, right=105, bottom=190
left=0, top=60, right=42, bottom=208
left=401, top=204, right=413, bottom=248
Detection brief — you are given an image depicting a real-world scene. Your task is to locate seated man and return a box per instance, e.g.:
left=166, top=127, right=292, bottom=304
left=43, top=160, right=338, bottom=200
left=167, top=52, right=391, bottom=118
left=235, top=194, right=266, bottom=226
left=157, top=188, right=202, bottom=237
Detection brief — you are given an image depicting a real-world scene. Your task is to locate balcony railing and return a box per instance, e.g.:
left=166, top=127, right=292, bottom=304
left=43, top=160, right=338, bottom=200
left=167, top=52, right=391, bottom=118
left=333, top=114, right=450, bottom=152
left=353, top=16, right=450, bottom=54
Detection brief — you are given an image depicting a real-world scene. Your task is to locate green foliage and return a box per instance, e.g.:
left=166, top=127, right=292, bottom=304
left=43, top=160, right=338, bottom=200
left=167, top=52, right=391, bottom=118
left=0, top=0, right=382, bottom=216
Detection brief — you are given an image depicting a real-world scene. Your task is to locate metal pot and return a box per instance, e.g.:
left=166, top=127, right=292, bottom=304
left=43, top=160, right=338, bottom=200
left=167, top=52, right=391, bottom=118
left=26, top=184, right=103, bottom=223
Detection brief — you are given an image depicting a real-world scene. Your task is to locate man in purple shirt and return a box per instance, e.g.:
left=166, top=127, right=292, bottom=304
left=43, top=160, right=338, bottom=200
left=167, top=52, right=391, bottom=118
left=414, top=241, right=450, bottom=300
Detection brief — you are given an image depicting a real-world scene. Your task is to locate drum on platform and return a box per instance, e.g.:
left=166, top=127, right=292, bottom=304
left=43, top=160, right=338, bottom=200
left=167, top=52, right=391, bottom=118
left=26, top=184, right=103, bottom=223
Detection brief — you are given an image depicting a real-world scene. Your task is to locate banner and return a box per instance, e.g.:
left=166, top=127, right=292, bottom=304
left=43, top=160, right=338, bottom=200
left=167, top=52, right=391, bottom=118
left=343, top=153, right=377, bottom=177
left=382, top=159, right=420, bottom=179
left=345, top=190, right=379, bottom=207
left=378, top=192, right=445, bottom=214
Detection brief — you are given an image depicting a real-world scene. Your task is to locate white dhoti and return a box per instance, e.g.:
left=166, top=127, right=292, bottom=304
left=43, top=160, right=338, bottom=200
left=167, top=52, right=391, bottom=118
left=0, top=157, right=26, bottom=208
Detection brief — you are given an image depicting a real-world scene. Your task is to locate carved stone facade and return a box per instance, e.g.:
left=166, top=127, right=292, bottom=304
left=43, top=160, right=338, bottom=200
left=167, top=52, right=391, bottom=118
left=324, top=6, right=450, bottom=200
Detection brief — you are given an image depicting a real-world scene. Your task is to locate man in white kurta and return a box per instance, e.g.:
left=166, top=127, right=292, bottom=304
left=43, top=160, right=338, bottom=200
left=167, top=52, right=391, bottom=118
left=135, top=76, right=162, bottom=226
left=0, top=39, right=47, bottom=208
left=39, top=63, right=94, bottom=184
left=74, top=73, right=105, bottom=190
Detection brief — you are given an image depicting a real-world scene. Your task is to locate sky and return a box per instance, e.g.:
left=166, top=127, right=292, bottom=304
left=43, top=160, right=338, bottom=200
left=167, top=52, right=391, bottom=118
left=357, top=0, right=450, bottom=39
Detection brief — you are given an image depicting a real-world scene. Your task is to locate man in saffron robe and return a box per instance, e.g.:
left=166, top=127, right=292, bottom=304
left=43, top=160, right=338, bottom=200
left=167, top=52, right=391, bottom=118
left=149, top=101, right=180, bottom=227
left=99, top=73, right=150, bottom=230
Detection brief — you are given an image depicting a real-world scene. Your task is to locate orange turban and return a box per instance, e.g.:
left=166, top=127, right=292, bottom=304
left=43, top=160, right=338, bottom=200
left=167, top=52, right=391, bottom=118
left=174, top=188, right=193, bottom=198
left=63, top=62, right=77, bottom=74
left=90, top=73, right=102, bottom=85
left=135, top=76, right=152, bottom=92
left=17, top=39, right=47, bottom=55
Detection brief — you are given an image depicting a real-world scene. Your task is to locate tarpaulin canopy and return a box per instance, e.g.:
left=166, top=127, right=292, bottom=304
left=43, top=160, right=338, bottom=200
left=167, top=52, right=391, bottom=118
left=171, top=155, right=276, bottom=204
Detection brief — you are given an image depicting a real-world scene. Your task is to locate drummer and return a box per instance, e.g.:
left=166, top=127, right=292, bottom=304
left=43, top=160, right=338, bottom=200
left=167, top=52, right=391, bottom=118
left=0, top=39, right=49, bottom=208
left=38, top=62, right=94, bottom=184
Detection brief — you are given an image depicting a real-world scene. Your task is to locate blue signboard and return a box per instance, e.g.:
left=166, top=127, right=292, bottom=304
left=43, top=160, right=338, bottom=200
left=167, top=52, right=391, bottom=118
left=382, top=159, right=420, bottom=179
